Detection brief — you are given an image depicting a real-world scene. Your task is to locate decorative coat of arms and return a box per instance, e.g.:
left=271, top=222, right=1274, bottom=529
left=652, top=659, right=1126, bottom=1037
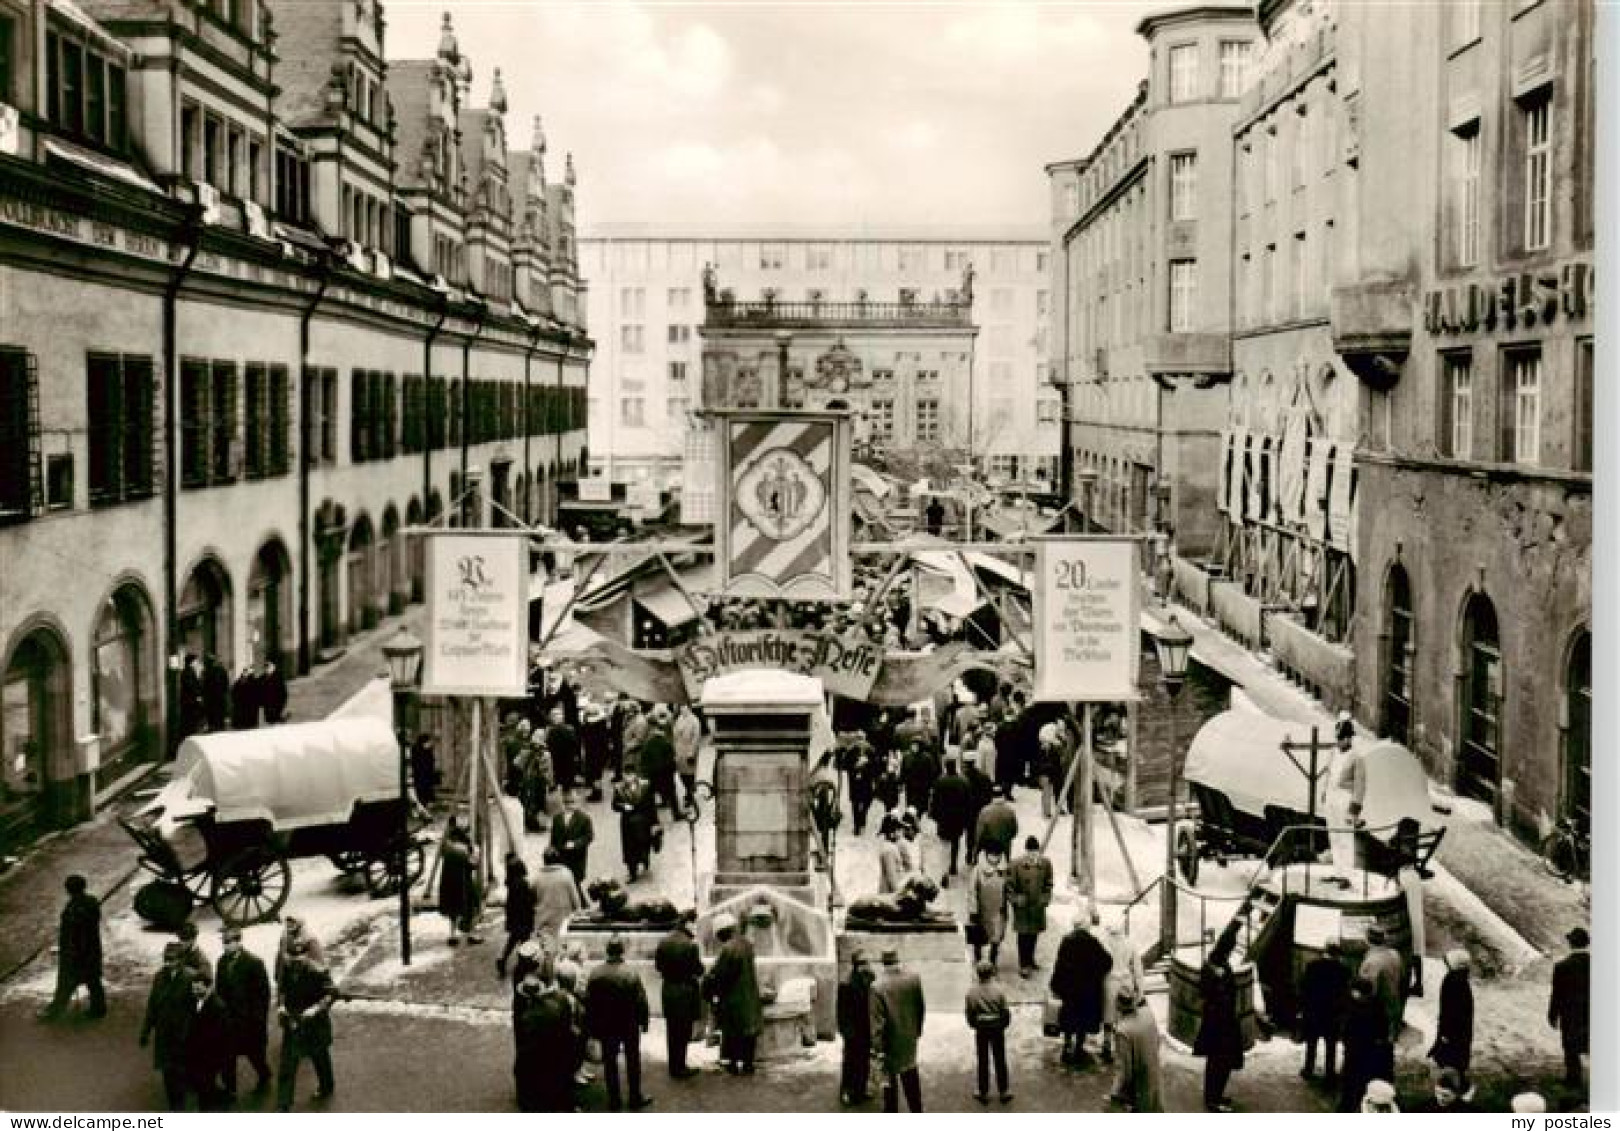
left=737, top=448, right=827, bottom=542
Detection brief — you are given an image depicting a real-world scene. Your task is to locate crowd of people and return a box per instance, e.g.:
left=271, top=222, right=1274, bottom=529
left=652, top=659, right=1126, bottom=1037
left=176, top=651, right=290, bottom=739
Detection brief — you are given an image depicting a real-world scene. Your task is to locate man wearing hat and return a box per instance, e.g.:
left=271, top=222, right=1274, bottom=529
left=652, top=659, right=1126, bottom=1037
left=1325, top=720, right=1367, bottom=888
left=550, top=788, right=595, bottom=889
left=877, top=817, right=908, bottom=895
left=1549, top=926, right=1590, bottom=1088
left=703, top=911, right=763, bottom=1075
left=837, top=950, right=876, bottom=1105
left=1298, top=940, right=1350, bottom=1083
left=1430, top=948, right=1474, bottom=1092
left=275, top=936, right=340, bottom=1111
left=637, top=706, right=680, bottom=821
left=1109, top=988, right=1163, bottom=1113
left=963, top=959, right=1013, bottom=1104
left=653, top=912, right=705, bottom=1080
left=871, top=947, right=927, bottom=1112
left=1359, top=1078, right=1400, bottom=1113
left=513, top=958, right=582, bottom=1112
left=140, top=942, right=201, bottom=1109
left=584, top=936, right=653, bottom=1111
left=929, top=758, right=972, bottom=884
left=215, top=925, right=272, bottom=1096
left=1358, top=925, right=1405, bottom=1044
left=275, top=915, right=326, bottom=988
left=974, top=784, right=1019, bottom=863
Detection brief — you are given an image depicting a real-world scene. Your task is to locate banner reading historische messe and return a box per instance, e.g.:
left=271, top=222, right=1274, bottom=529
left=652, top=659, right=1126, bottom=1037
left=1032, top=537, right=1140, bottom=703
left=421, top=532, right=529, bottom=698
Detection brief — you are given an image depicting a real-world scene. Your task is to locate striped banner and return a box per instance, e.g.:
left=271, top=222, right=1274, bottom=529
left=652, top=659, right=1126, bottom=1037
left=718, top=412, right=851, bottom=599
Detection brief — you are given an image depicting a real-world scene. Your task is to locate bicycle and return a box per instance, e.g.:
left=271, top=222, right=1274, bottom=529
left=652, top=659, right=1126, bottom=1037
left=1541, top=816, right=1590, bottom=883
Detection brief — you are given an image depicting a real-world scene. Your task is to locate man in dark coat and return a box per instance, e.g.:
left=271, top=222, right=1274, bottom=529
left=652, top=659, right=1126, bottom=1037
left=703, top=912, right=763, bottom=1075
left=1430, top=948, right=1474, bottom=1091
left=1549, top=926, right=1590, bottom=1088
left=929, top=759, right=972, bottom=883
left=614, top=772, right=659, bottom=881
left=40, top=874, right=105, bottom=1020
left=837, top=950, right=875, bottom=1106
left=259, top=660, right=289, bottom=725
left=183, top=975, right=232, bottom=1109
left=1051, top=911, right=1113, bottom=1065
left=901, top=740, right=938, bottom=819
left=1007, top=837, right=1054, bottom=978
left=585, top=936, right=653, bottom=1111
left=974, top=786, right=1019, bottom=861
left=513, top=964, right=581, bottom=1112
left=871, top=948, right=927, bottom=1112
left=229, top=666, right=261, bottom=730
left=179, top=653, right=206, bottom=738
left=1194, top=927, right=1245, bottom=1112
left=653, top=914, right=704, bottom=1079
left=140, top=943, right=198, bottom=1110
left=546, top=707, right=582, bottom=793
left=1298, top=940, right=1350, bottom=1083
left=214, top=925, right=272, bottom=1096
left=963, top=756, right=994, bottom=861
left=202, top=653, right=230, bottom=733
left=550, top=789, right=595, bottom=888
left=498, top=855, right=538, bottom=979
left=580, top=701, right=611, bottom=801
left=1338, top=976, right=1392, bottom=1112
left=841, top=734, right=879, bottom=836
left=275, top=938, right=340, bottom=1112
left=409, top=734, right=439, bottom=805
left=637, top=709, right=681, bottom=819
left=1359, top=924, right=1405, bottom=1044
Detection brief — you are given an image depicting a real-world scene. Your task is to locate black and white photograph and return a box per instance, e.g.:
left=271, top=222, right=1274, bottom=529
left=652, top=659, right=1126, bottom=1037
left=0, top=0, right=1608, bottom=1116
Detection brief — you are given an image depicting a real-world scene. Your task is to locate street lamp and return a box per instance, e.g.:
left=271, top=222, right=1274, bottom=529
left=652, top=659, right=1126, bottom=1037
left=383, top=627, right=424, bottom=966
left=1151, top=613, right=1194, bottom=960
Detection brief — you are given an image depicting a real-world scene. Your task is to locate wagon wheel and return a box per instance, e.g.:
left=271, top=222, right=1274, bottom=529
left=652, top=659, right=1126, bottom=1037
left=181, top=868, right=215, bottom=902
left=363, top=840, right=425, bottom=898
left=211, top=849, right=293, bottom=927
left=1175, top=825, right=1201, bottom=886
left=328, top=850, right=368, bottom=876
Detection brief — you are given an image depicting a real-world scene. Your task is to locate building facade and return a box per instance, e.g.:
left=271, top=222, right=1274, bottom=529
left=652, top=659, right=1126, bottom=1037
left=579, top=225, right=1057, bottom=513
left=1334, top=0, right=1594, bottom=837
left=1047, top=5, right=1259, bottom=557
left=0, top=0, right=591, bottom=846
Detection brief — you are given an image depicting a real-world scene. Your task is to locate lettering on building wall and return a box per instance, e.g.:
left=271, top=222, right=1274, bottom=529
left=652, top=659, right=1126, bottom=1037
left=1423, top=260, right=1593, bottom=336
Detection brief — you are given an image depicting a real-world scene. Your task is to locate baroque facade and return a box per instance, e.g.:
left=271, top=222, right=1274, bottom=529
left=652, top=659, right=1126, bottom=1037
left=0, top=0, right=591, bottom=846
left=579, top=224, right=1057, bottom=514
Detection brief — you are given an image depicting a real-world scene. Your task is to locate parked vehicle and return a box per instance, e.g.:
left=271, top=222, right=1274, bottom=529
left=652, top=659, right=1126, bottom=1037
left=123, top=718, right=423, bottom=927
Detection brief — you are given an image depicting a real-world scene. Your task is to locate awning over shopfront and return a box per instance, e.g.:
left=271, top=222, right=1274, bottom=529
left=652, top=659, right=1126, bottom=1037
left=634, top=562, right=718, bottom=629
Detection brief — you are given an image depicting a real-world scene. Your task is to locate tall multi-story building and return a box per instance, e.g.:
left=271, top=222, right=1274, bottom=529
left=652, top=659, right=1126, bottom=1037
left=1047, top=5, right=1259, bottom=556
left=579, top=225, right=1057, bottom=512
left=1333, top=0, right=1594, bottom=837
left=1199, top=0, right=1361, bottom=706
left=0, top=1, right=590, bottom=846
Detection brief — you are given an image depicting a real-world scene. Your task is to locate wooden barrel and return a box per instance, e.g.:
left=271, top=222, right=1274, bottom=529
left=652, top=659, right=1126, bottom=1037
left=1268, top=870, right=1415, bottom=1028
left=1167, top=952, right=1259, bottom=1051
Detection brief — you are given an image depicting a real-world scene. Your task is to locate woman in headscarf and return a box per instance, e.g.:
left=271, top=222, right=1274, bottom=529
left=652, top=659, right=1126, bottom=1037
left=968, top=848, right=1010, bottom=968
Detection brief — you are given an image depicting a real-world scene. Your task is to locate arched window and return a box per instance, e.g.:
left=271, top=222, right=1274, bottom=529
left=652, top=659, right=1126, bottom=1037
left=1563, top=630, right=1590, bottom=829
left=1457, top=593, right=1502, bottom=807
left=347, top=514, right=376, bottom=634
left=1382, top=564, right=1413, bottom=745
left=405, top=497, right=425, bottom=603
left=2, top=628, right=70, bottom=832
left=179, top=558, right=232, bottom=668
left=247, top=540, right=292, bottom=670
left=93, top=585, right=158, bottom=782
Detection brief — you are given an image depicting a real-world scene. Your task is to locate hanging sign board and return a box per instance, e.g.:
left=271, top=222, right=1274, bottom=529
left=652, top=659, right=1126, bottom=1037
left=1032, top=537, right=1140, bottom=703
left=422, top=532, right=530, bottom=697
left=673, top=630, right=882, bottom=701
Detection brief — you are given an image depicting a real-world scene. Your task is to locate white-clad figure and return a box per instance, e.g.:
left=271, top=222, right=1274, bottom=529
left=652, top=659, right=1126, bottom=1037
left=1324, top=720, right=1367, bottom=888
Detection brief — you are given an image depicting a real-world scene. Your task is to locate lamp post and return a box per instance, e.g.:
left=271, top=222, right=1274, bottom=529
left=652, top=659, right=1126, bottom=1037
left=1151, top=613, right=1193, bottom=960
left=383, top=627, right=424, bottom=966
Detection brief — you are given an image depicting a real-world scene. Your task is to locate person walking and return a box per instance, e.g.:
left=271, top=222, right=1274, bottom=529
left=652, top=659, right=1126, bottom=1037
left=214, top=925, right=272, bottom=1097
left=843, top=734, right=879, bottom=836
left=545, top=706, right=582, bottom=795
left=1430, top=948, right=1475, bottom=1093
left=963, top=754, right=994, bottom=862
left=550, top=788, right=595, bottom=889
left=513, top=962, right=582, bottom=1113
left=1193, top=926, right=1245, bottom=1112
left=438, top=814, right=483, bottom=946
left=1099, top=910, right=1144, bottom=1063
left=1359, top=924, right=1404, bottom=1044
left=930, top=758, right=972, bottom=884
left=202, top=653, right=230, bottom=733
left=580, top=699, right=611, bottom=802
left=534, top=846, right=585, bottom=949
left=1007, top=836, right=1053, bottom=979
left=901, top=739, right=938, bottom=818
left=613, top=771, right=659, bottom=882
left=871, top=948, right=927, bottom=1113
left=653, top=913, right=704, bottom=1080
left=968, top=848, right=1009, bottom=968
left=182, top=974, right=231, bottom=1110
left=964, top=959, right=1013, bottom=1105
left=585, top=936, right=653, bottom=1112
left=1051, top=907, right=1112, bottom=1066
left=1338, top=976, right=1392, bottom=1113
left=1298, top=940, right=1350, bottom=1084
left=836, top=950, right=875, bottom=1106
left=637, top=708, right=680, bottom=820
left=1109, top=989, right=1163, bottom=1112
left=498, top=855, right=537, bottom=979
left=703, top=912, right=763, bottom=1075
left=274, top=937, right=339, bottom=1112
left=1549, top=926, right=1590, bottom=1089
left=140, top=943, right=200, bottom=1110
left=274, top=916, right=326, bottom=987
left=672, top=704, right=702, bottom=813
left=259, top=660, right=289, bottom=725
left=974, top=785, right=1019, bottom=862
left=39, top=874, right=106, bottom=1021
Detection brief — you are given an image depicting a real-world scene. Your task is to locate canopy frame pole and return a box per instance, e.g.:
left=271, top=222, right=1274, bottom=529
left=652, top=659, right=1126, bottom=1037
left=533, top=550, right=609, bottom=655
left=953, top=550, right=1032, bottom=659
left=653, top=549, right=710, bottom=630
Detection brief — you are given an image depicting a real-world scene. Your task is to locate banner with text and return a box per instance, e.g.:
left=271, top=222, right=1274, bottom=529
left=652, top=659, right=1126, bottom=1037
left=422, top=533, right=529, bottom=697
left=674, top=630, right=882, bottom=701
left=1033, top=538, right=1140, bottom=703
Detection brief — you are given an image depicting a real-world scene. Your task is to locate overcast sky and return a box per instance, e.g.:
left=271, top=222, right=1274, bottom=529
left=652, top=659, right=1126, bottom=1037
left=384, top=1, right=1163, bottom=229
